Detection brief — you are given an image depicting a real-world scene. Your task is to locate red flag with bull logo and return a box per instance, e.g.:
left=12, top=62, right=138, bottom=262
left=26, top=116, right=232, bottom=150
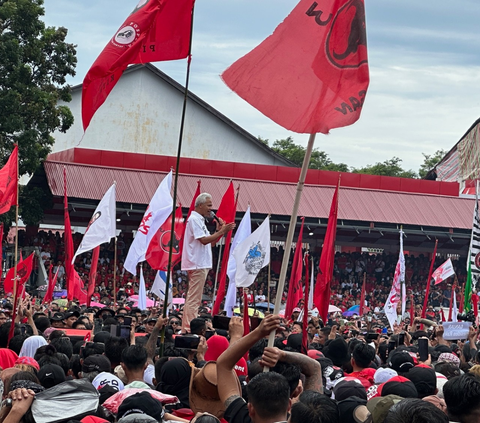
left=82, top=0, right=194, bottom=130
left=222, top=0, right=369, bottom=134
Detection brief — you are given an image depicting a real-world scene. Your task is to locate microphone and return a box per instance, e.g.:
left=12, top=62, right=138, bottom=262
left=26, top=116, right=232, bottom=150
left=209, top=211, right=221, bottom=224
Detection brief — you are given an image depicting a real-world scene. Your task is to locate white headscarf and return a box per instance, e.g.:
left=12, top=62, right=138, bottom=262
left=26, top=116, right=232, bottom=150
left=19, top=335, right=47, bottom=358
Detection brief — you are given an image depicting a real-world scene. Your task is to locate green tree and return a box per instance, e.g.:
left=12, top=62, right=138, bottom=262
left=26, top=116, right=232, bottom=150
left=0, top=0, right=77, bottom=223
left=352, top=157, right=417, bottom=178
left=418, top=149, right=446, bottom=178
left=269, top=136, right=349, bottom=171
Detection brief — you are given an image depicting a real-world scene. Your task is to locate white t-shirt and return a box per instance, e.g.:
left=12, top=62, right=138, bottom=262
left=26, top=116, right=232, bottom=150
left=181, top=211, right=212, bottom=270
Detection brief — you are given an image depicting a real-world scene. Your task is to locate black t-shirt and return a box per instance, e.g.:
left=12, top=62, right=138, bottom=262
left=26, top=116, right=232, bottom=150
left=224, top=396, right=251, bottom=423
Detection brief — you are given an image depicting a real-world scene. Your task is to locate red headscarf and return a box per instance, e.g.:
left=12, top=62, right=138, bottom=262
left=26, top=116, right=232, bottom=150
left=0, top=348, right=18, bottom=370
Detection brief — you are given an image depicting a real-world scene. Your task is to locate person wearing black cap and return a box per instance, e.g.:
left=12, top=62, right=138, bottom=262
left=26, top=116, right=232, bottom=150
left=38, top=363, right=66, bottom=389
left=63, top=310, right=80, bottom=328
left=50, top=312, right=65, bottom=329
left=117, top=391, right=165, bottom=422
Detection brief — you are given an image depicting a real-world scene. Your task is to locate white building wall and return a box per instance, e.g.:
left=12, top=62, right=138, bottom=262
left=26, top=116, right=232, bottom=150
left=52, top=66, right=288, bottom=166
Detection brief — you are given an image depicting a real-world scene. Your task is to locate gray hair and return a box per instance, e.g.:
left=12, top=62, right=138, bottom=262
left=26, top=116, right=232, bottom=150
left=195, top=193, right=212, bottom=207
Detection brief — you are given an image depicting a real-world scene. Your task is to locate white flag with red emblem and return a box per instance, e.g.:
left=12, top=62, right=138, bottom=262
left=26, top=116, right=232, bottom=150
left=73, top=183, right=116, bottom=262
left=124, top=171, right=173, bottom=275
left=433, top=258, right=455, bottom=285
left=385, top=230, right=405, bottom=329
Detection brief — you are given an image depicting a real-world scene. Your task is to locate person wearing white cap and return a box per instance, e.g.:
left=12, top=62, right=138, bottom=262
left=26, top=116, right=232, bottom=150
left=374, top=367, right=398, bottom=384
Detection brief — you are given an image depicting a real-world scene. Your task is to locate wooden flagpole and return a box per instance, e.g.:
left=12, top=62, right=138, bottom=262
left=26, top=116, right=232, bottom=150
left=265, top=133, right=316, bottom=363
left=159, top=3, right=196, bottom=357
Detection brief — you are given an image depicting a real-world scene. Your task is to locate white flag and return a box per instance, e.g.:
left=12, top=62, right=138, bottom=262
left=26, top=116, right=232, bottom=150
left=151, top=270, right=172, bottom=309
left=225, top=207, right=251, bottom=317
left=433, top=258, right=455, bottom=285
left=452, top=287, right=458, bottom=322
left=124, top=171, right=173, bottom=275
left=385, top=230, right=405, bottom=329
left=73, top=183, right=116, bottom=262
left=138, top=268, right=147, bottom=310
left=233, top=216, right=270, bottom=288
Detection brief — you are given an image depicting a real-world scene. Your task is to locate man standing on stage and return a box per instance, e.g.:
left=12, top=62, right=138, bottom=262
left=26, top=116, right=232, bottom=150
left=181, top=193, right=236, bottom=333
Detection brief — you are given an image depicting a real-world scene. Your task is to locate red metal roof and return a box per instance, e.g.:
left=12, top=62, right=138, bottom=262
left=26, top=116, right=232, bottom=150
left=47, top=148, right=460, bottom=197
left=44, top=160, right=475, bottom=229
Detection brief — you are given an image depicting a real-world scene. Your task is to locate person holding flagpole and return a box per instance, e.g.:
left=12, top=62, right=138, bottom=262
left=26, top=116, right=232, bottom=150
left=181, top=193, right=235, bottom=333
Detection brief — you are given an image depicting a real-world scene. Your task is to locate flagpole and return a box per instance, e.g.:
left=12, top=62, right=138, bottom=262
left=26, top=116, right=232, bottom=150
left=12, top=145, right=19, bottom=303
left=267, top=260, right=271, bottom=314
left=159, top=3, right=196, bottom=357
left=212, top=242, right=223, bottom=302
left=265, top=133, right=316, bottom=355
left=113, top=236, right=117, bottom=310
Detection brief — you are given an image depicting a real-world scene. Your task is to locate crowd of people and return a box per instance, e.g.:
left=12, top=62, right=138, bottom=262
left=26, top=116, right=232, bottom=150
left=10, top=228, right=466, bottom=318
left=0, top=295, right=477, bottom=422
left=0, top=190, right=473, bottom=423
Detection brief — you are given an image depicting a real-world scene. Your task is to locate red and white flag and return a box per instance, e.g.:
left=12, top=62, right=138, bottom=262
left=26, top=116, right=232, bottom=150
left=385, top=230, right=405, bottom=329
left=82, top=0, right=194, bottom=130
left=0, top=145, right=18, bottom=214
left=125, top=171, right=173, bottom=275
left=222, top=0, right=369, bottom=134
left=433, top=258, right=455, bottom=285
left=146, top=180, right=200, bottom=271
left=146, top=205, right=184, bottom=271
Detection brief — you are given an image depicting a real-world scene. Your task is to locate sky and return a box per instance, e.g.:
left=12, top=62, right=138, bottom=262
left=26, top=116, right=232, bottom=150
left=42, top=0, right=480, bottom=174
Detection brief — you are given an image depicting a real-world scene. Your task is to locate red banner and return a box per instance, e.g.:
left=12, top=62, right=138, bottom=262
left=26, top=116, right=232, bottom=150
left=314, top=179, right=340, bottom=322
left=0, top=145, right=18, bottom=214
left=82, top=0, right=194, bottom=130
left=285, top=218, right=305, bottom=320
left=302, top=253, right=310, bottom=355
left=212, top=182, right=237, bottom=315
left=87, top=246, right=100, bottom=307
left=222, top=0, right=369, bottom=134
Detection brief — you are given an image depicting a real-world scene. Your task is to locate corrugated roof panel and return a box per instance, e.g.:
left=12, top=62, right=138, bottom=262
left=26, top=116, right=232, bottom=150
left=44, top=161, right=475, bottom=229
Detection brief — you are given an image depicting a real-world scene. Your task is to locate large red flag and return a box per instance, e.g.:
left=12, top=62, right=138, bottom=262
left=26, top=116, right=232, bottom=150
left=0, top=223, right=3, bottom=262
left=3, top=253, right=34, bottom=295
left=314, top=179, right=340, bottom=323
left=82, top=0, right=194, bottom=130
left=222, top=0, right=369, bottom=134
left=0, top=145, right=18, bottom=214
left=177, top=181, right=201, bottom=265
left=87, top=246, right=100, bottom=307
left=146, top=206, right=184, bottom=270
left=212, top=182, right=237, bottom=315
left=285, top=218, right=305, bottom=320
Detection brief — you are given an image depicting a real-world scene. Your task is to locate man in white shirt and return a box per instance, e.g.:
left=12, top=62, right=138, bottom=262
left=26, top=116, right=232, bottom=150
left=181, top=192, right=235, bottom=333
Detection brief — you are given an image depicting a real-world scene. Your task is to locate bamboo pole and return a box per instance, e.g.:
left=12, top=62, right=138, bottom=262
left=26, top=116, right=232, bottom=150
left=265, top=133, right=316, bottom=367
